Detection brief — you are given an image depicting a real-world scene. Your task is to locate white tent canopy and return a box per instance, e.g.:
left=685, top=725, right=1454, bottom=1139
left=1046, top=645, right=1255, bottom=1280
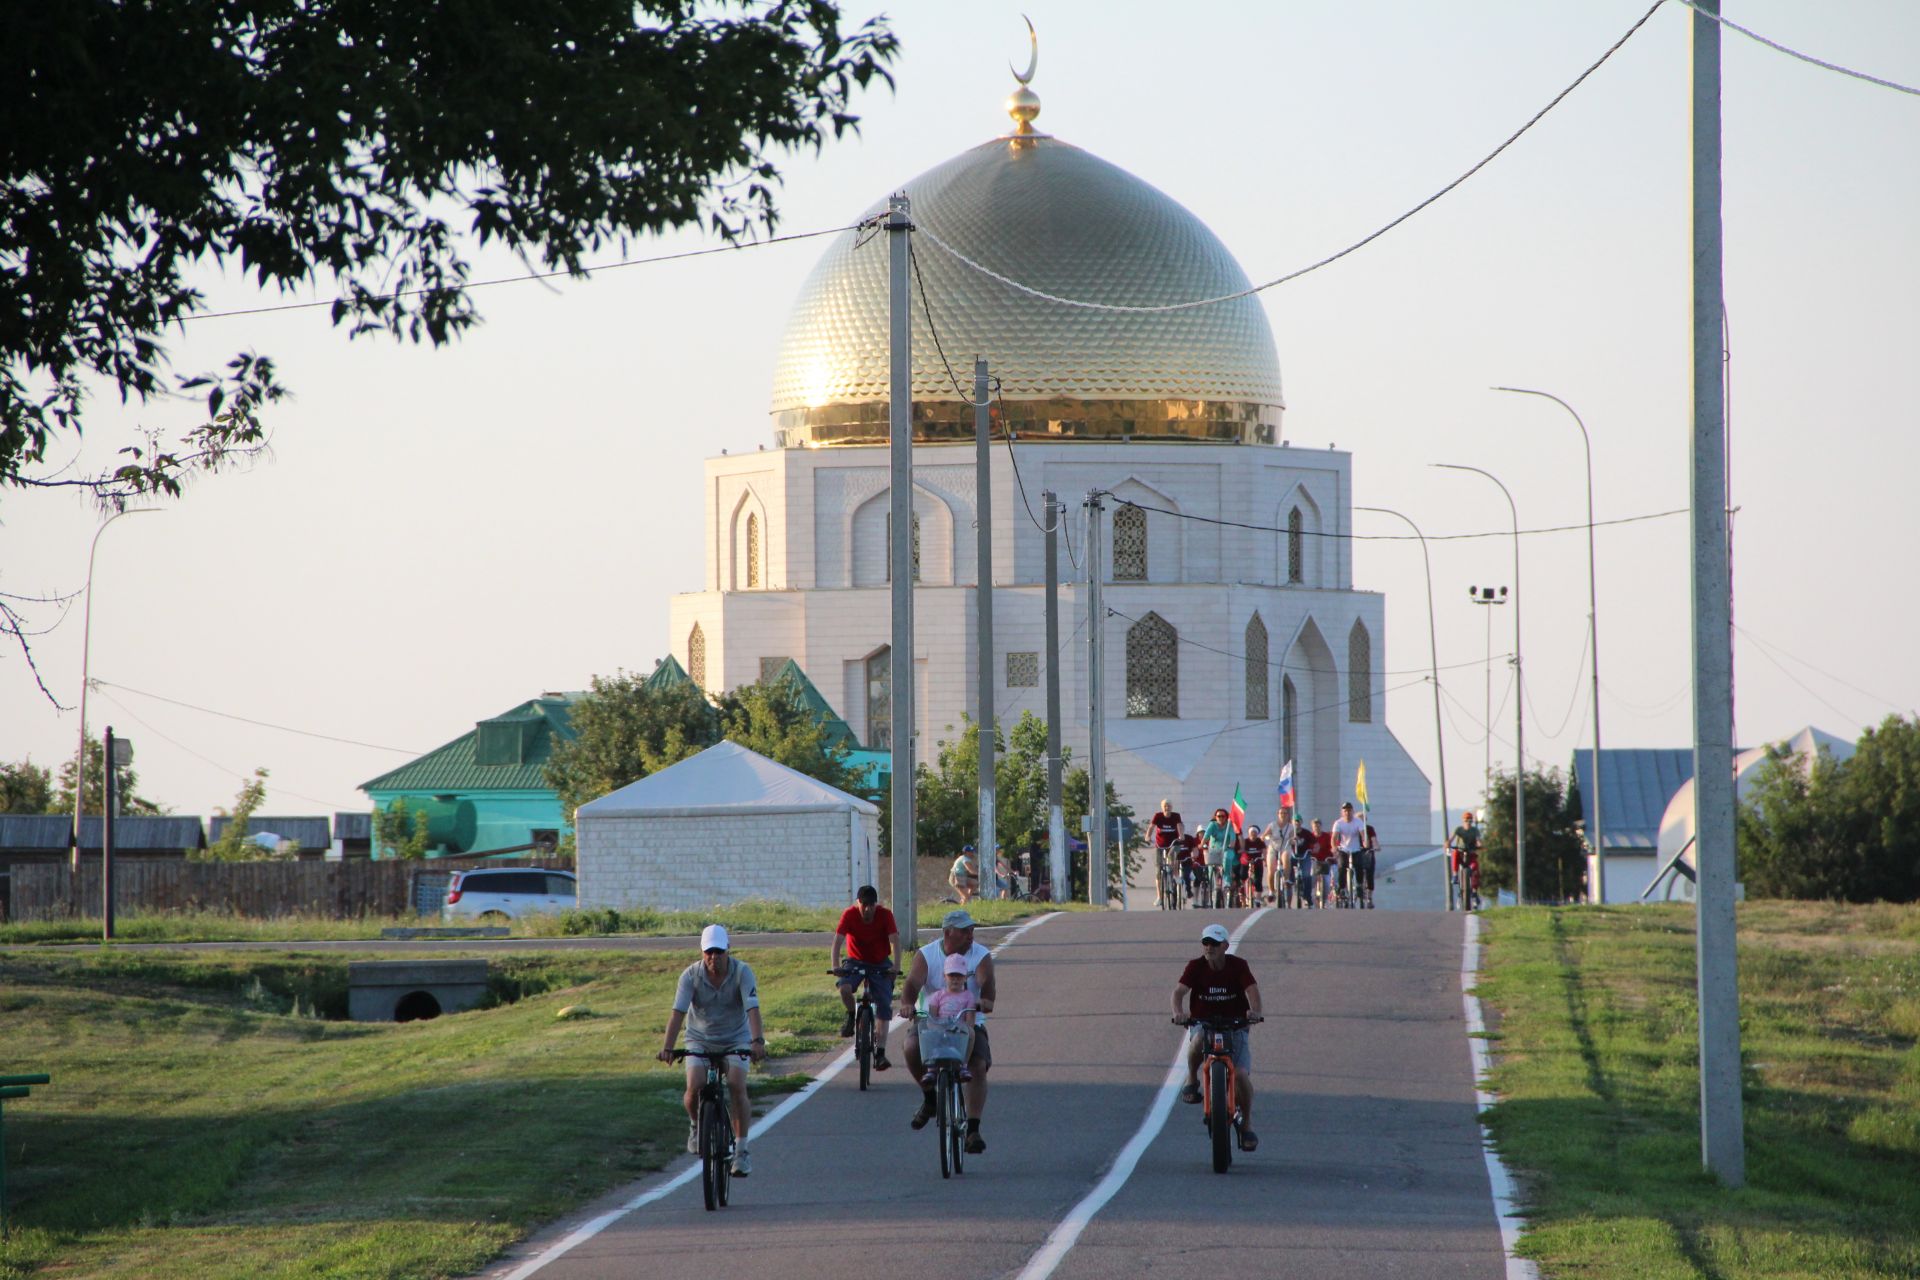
left=579, top=740, right=879, bottom=820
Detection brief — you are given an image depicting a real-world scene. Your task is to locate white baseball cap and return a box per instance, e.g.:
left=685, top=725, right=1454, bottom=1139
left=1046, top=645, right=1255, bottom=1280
left=700, top=924, right=730, bottom=952
left=1200, top=924, right=1230, bottom=945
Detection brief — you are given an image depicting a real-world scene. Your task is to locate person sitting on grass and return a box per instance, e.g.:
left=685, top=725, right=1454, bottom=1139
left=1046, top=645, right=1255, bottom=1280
left=920, top=953, right=978, bottom=1084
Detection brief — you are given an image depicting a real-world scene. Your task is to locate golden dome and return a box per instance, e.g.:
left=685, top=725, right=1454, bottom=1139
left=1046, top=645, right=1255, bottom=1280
left=769, top=134, right=1285, bottom=446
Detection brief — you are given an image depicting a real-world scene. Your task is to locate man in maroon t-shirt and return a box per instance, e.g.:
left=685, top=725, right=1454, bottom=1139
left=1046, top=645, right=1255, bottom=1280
left=1172, top=922, right=1264, bottom=1151
left=832, top=884, right=903, bottom=1070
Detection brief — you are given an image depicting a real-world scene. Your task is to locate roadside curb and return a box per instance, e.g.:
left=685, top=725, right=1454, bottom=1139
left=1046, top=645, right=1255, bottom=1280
left=1464, top=911, right=1541, bottom=1280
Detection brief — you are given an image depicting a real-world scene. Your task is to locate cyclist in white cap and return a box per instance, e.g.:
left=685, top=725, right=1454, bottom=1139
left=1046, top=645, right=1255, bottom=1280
left=1172, top=922, right=1264, bottom=1152
left=658, top=924, right=767, bottom=1175
left=899, top=908, right=996, bottom=1153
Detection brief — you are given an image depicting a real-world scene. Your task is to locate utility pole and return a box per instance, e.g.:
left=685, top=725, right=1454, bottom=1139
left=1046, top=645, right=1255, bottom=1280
left=1085, top=490, right=1106, bottom=906
left=1690, top=0, right=1745, bottom=1187
left=1043, top=491, right=1068, bottom=901
left=886, top=195, right=917, bottom=938
left=102, top=726, right=118, bottom=941
left=973, top=358, right=997, bottom=899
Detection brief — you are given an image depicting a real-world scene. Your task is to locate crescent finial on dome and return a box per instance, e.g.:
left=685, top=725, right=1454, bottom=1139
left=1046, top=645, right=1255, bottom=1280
left=1005, top=15, right=1041, bottom=139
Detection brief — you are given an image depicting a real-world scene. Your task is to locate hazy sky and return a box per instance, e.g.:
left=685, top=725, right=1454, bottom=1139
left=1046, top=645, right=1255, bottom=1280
left=6, top=0, right=1917, bottom=825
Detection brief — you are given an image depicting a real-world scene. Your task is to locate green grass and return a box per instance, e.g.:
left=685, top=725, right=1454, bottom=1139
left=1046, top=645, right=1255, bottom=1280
left=0, top=947, right=838, bottom=1278
left=0, top=897, right=1078, bottom=947
left=1477, top=901, right=1920, bottom=1279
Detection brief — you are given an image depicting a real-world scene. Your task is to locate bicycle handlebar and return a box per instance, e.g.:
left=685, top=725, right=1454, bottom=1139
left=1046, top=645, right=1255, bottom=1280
left=1172, top=1015, right=1264, bottom=1029
left=669, top=1046, right=753, bottom=1061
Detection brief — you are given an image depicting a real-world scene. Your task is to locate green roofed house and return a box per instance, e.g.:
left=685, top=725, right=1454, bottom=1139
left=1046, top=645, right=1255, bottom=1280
left=360, top=694, right=580, bottom=858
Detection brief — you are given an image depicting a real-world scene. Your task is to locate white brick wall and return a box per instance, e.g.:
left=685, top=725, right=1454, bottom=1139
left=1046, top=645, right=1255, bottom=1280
left=577, top=809, right=878, bottom=911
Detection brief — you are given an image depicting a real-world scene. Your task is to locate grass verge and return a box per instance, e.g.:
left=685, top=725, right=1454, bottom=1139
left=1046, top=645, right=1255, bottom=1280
left=0, top=946, right=838, bottom=1279
left=1477, top=901, right=1920, bottom=1279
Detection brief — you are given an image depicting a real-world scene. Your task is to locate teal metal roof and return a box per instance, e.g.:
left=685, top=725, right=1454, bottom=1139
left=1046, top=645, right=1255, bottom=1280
left=767, top=659, right=858, bottom=752
left=361, top=696, right=579, bottom=794
left=644, top=655, right=694, bottom=693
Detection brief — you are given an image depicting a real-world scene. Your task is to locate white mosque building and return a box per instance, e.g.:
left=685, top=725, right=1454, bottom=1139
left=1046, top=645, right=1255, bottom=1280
left=668, top=71, right=1431, bottom=857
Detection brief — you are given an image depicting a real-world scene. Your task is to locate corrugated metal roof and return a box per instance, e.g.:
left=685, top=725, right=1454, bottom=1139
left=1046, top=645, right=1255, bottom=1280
left=208, top=815, right=331, bottom=848
left=1571, top=749, right=1695, bottom=851
left=333, top=812, right=372, bottom=840
left=643, top=656, right=694, bottom=693
left=767, top=659, right=858, bottom=752
left=360, top=696, right=578, bottom=794
left=0, top=814, right=208, bottom=852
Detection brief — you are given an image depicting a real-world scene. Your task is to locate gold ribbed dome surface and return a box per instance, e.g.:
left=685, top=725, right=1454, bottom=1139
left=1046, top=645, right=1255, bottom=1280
left=770, top=135, right=1285, bottom=446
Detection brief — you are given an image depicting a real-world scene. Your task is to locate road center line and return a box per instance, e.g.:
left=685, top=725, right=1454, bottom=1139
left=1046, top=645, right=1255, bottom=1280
left=496, top=910, right=1065, bottom=1280
left=1462, top=911, right=1540, bottom=1280
left=1012, top=908, right=1271, bottom=1280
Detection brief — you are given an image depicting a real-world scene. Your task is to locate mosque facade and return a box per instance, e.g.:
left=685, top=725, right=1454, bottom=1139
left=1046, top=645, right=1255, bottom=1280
left=667, top=78, right=1431, bottom=859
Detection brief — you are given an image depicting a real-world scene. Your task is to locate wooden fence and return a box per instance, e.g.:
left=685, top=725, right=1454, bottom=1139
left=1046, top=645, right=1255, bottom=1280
left=5, top=857, right=574, bottom=922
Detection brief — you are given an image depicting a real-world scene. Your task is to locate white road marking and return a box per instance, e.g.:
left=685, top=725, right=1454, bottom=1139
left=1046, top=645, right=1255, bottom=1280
left=1012, top=908, right=1271, bottom=1280
left=1462, top=911, right=1541, bottom=1280
left=496, top=910, right=1065, bottom=1279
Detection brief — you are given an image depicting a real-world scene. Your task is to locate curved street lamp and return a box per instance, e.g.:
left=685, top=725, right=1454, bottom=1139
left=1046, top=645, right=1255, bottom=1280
left=1494, top=386, right=1605, bottom=904
left=1356, top=506, right=1453, bottom=910
left=1432, top=463, right=1524, bottom=903
left=72, top=508, right=160, bottom=874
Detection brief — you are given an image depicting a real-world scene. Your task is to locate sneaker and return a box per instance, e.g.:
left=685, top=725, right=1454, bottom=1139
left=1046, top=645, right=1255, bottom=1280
left=840, top=1014, right=856, bottom=1038
left=1180, top=1084, right=1202, bottom=1104
left=872, top=1051, right=891, bottom=1072
left=964, top=1128, right=986, bottom=1155
left=958, top=1066, right=974, bottom=1082
left=686, top=1122, right=699, bottom=1155
left=731, top=1145, right=751, bottom=1177
left=1238, top=1127, right=1259, bottom=1153
left=919, top=1070, right=936, bottom=1087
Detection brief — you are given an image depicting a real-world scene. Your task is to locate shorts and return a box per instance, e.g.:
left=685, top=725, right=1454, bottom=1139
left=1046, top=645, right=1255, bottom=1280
left=835, top=959, right=896, bottom=1020
left=1188, top=1024, right=1251, bottom=1072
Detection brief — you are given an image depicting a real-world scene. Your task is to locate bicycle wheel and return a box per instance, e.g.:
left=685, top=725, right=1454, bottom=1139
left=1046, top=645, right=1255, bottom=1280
left=948, top=1071, right=967, bottom=1175
left=715, top=1097, right=733, bottom=1206
left=856, top=1002, right=875, bottom=1091
left=936, top=1066, right=953, bottom=1179
left=1208, top=1057, right=1233, bottom=1173
left=699, top=1095, right=722, bottom=1210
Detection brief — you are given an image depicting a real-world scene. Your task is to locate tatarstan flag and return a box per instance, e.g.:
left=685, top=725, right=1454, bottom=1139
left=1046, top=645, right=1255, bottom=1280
left=1228, top=783, right=1246, bottom=835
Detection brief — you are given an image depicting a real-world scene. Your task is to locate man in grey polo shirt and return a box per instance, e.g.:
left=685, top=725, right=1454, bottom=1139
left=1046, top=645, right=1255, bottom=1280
left=658, top=924, right=767, bottom=1175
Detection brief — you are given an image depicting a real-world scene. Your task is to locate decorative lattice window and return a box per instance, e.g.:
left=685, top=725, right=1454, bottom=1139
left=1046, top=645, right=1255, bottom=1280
left=1348, top=620, right=1373, bottom=723
left=866, top=646, right=892, bottom=749
left=688, top=623, right=706, bottom=689
left=1125, top=611, right=1178, bottom=718
left=1112, top=504, right=1147, bottom=581
left=1287, top=507, right=1304, bottom=584
left=1245, top=613, right=1269, bottom=719
left=1006, top=652, right=1039, bottom=688
left=759, top=656, right=790, bottom=684
left=1283, top=675, right=1297, bottom=765
left=886, top=513, right=922, bottom=582
left=745, top=512, right=761, bottom=588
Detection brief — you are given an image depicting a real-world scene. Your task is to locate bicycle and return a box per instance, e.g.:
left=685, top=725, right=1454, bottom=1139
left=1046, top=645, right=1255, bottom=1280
left=1155, top=852, right=1183, bottom=911
left=913, top=1014, right=972, bottom=1178
left=1173, top=1014, right=1262, bottom=1173
left=829, top=965, right=895, bottom=1091
left=670, top=1045, right=751, bottom=1210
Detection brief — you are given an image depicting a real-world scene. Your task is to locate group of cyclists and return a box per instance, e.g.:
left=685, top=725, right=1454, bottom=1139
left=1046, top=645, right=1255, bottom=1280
left=1148, top=799, right=1381, bottom=910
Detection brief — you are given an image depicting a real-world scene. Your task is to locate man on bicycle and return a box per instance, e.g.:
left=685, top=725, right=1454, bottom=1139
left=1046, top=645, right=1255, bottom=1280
left=658, top=924, right=768, bottom=1176
left=1201, top=807, right=1235, bottom=907
left=832, top=884, right=902, bottom=1071
left=899, top=909, right=996, bottom=1154
left=1173, top=922, right=1263, bottom=1151
left=1150, top=800, right=1184, bottom=905
left=1309, top=818, right=1335, bottom=907
left=1449, top=811, right=1484, bottom=908
left=1332, top=802, right=1367, bottom=908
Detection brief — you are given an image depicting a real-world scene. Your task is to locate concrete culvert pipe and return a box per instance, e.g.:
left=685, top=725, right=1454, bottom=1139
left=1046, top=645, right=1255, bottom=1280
left=393, top=990, right=443, bottom=1022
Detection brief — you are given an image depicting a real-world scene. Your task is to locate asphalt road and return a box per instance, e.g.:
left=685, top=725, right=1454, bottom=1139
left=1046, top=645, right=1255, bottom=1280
left=484, top=908, right=1504, bottom=1280
left=0, top=925, right=1018, bottom=954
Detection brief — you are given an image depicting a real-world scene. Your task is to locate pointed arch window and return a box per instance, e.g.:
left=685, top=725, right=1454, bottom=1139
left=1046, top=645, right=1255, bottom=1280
left=1287, top=507, right=1304, bottom=584
left=1348, top=620, right=1373, bottom=723
left=1125, top=611, right=1179, bottom=718
left=745, top=512, right=762, bottom=588
left=1283, top=675, right=1298, bottom=764
left=865, top=646, right=893, bottom=749
left=688, top=623, right=707, bottom=689
left=1112, top=504, right=1147, bottom=581
left=1245, top=613, right=1269, bottom=720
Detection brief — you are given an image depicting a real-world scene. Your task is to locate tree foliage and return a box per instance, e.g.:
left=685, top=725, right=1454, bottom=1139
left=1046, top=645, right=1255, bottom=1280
left=54, top=736, right=167, bottom=817
left=0, top=758, right=55, bottom=814
left=1482, top=765, right=1587, bottom=903
left=373, top=798, right=432, bottom=861
left=201, top=767, right=279, bottom=861
left=712, top=679, right=863, bottom=796
left=1, top=1, right=897, bottom=502
left=1737, top=716, right=1920, bottom=902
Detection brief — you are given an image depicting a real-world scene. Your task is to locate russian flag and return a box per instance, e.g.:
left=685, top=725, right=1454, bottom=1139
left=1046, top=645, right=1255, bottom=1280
left=1276, top=760, right=1296, bottom=813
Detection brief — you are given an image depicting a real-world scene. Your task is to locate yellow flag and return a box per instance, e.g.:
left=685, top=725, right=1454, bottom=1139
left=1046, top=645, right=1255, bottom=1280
left=1355, top=760, right=1369, bottom=809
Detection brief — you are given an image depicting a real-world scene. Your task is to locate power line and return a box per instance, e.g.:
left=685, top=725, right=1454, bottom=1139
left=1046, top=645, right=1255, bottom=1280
left=1117, top=496, right=1693, bottom=543
left=182, top=223, right=864, bottom=323
left=89, top=679, right=422, bottom=753
left=914, top=1, right=1664, bottom=314
left=1732, top=623, right=1898, bottom=710
left=1732, top=630, right=1866, bottom=728
left=92, top=689, right=359, bottom=811
left=1600, top=676, right=1692, bottom=717
left=1524, top=624, right=1591, bottom=739
left=1438, top=680, right=1557, bottom=772
left=1671, top=0, right=1920, bottom=97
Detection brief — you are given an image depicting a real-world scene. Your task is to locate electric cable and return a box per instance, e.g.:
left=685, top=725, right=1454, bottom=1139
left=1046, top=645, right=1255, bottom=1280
left=1732, top=624, right=1897, bottom=710
left=91, top=688, right=360, bottom=811
left=1523, top=625, right=1591, bottom=739
left=1671, top=0, right=1920, bottom=97
left=1114, top=496, right=1692, bottom=543
left=1104, top=675, right=1432, bottom=759
left=1732, top=630, right=1865, bottom=727
left=88, top=679, right=423, bottom=753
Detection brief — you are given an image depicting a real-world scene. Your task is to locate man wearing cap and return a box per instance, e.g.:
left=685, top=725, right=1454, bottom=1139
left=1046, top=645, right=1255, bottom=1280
left=899, top=908, right=996, bottom=1153
left=658, top=924, right=767, bottom=1176
left=1173, top=923, right=1263, bottom=1152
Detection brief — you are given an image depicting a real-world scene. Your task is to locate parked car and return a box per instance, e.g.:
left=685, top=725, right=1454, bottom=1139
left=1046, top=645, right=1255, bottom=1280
left=443, top=868, right=576, bottom=922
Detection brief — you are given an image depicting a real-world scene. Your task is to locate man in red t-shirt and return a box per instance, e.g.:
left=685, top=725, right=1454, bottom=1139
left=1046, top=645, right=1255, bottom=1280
left=832, top=884, right=903, bottom=1070
left=1172, top=922, right=1264, bottom=1151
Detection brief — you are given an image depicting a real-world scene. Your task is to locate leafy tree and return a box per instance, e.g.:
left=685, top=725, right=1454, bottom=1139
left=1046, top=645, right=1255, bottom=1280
left=544, top=669, right=718, bottom=821
left=54, top=736, right=167, bottom=817
left=373, top=798, right=432, bottom=861
left=0, top=758, right=54, bottom=813
left=1483, top=765, right=1586, bottom=903
left=713, top=677, right=862, bottom=795
left=202, top=767, right=277, bottom=860
left=2, top=2, right=897, bottom=504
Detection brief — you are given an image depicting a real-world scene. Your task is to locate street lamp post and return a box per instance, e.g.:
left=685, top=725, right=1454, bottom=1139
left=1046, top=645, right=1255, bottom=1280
left=72, top=508, right=160, bottom=876
left=1355, top=506, right=1451, bottom=909
left=1435, top=464, right=1524, bottom=903
left=1495, top=386, right=1605, bottom=904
